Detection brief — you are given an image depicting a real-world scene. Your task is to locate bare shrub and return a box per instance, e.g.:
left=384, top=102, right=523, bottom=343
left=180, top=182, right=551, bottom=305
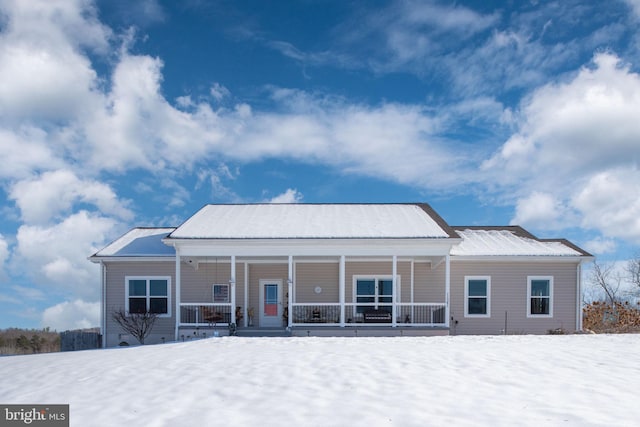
left=111, top=309, right=158, bottom=345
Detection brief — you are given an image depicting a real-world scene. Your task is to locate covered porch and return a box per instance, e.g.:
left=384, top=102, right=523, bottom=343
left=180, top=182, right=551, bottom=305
left=174, top=254, right=452, bottom=336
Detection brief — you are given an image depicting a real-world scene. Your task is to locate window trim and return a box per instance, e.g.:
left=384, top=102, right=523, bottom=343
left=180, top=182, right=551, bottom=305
left=527, top=276, right=553, bottom=318
left=125, top=276, right=171, bottom=318
left=352, top=275, right=400, bottom=313
left=464, top=276, right=491, bottom=318
left=212, top=283, right=230, bottom=303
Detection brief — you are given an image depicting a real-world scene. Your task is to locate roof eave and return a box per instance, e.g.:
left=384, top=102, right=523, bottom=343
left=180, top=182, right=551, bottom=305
left=451, top=255, right=593, bottom=262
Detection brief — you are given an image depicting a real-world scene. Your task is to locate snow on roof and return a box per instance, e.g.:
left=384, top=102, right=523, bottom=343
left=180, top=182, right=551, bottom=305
left=93, top=228, right=176, bottom=257
left=169, top=204, right=451, bottom=239
left=450, top=228, right=583, bottom=257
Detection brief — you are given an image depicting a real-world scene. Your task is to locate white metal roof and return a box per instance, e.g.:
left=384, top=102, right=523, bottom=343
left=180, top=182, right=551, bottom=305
left=451, top=229, right=582, bottom=257
left=93, top=228, right=176, bottom=257
left=169, top=204, right=451, bottom=239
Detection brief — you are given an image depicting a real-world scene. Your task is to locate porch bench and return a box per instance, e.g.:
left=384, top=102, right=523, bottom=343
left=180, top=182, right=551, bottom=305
left=363, top=309, right=392, bottom=323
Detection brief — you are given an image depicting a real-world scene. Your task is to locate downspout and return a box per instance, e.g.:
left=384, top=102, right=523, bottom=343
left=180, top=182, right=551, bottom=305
left=445, top=254, right=451, bottom=328
left=576, top=262, right=582, bottom=331
left=101, top=261, right=106, bottom=348
left=174, top=248, right=181, bottom=342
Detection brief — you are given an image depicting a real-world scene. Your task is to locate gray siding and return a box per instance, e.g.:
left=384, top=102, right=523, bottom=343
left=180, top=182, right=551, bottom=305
left=180, top=261, right=245, bottom=306
left=449, top=261, right=579, bottom=335
left=104, top=261, right=176, bottom=347
left=103, top=256, right=580, bottom=345
left=414, top=261, right=446, bottom=302
left=295, top=262, right=339, bottom=303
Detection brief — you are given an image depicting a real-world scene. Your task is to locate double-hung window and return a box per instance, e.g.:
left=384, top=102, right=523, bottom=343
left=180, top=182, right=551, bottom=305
left=527, top=276, right=553, bottom=317
left=126, top=276, right=171, bottom=316
left=464, top=276, right=490, bottom=317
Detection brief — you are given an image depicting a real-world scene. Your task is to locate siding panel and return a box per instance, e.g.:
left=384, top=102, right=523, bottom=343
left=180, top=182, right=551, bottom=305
left=104, top=261, right=176, bottom=347
left=450, top=261, right=579, bottom=335
left=295, top=262, right=339, bottom=302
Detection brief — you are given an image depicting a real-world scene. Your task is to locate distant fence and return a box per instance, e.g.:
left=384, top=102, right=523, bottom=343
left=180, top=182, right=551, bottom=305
left=60, top=330, right=101, bottom=351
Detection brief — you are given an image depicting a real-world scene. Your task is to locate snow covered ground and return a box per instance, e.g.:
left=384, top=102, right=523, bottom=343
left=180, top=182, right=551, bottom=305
left=1, top=334, right=638, bottom=426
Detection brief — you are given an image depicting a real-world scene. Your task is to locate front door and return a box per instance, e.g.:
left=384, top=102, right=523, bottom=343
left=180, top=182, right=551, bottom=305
left=259, top=279, right=283, bottom=327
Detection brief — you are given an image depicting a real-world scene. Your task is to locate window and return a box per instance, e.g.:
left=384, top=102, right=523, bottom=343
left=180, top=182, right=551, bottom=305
left=212, top=284, right=229, bottom=303
left=126, top=277, right=170, bottom=316
left=464, top=276, right=490, bottom=317
left=527, top=276, right=553, bottom=317
left=354, top=276, right=397, bottom=314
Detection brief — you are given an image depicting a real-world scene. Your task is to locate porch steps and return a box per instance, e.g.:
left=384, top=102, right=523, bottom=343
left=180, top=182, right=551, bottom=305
left=235, top=328, right=292, bottom=337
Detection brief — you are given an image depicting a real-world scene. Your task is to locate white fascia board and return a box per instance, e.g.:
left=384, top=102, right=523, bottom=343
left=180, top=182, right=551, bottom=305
left=88, top=256, right=175, bottom=263
left=164, top=238, right=461, bottom=257
left=450, top=255, right=588, bottom=263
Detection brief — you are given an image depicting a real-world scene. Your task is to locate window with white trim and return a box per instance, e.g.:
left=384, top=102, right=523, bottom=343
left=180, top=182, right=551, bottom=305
left=527, top=276, right=553, bottom=317
left=354, top=276, right=398, bottom=314
left=126, top=277, right=170, bottom=316
left=212, top=284, right=229, bottom=303
left=464, top=276, right=491, bottom=317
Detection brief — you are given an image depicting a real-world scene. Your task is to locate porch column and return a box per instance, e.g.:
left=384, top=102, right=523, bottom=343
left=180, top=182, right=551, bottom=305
left=174, top=248, right=181, bottom=342
left=339, top=255, right=345, bottom=327
left=288, top=255, right=293, bottom=328
left=445, top=254, right=450, bottom=328
left=392, top=255, right=397, bottom=327
left=244, top=263, right=248, bottom=328
left=410, top=260, right=415, bottom=325
left=230, top=255, right=236, bottom=324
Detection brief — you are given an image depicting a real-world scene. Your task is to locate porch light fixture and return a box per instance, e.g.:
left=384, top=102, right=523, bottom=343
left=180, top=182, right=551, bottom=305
left=314, top=286, right=322, bottom=294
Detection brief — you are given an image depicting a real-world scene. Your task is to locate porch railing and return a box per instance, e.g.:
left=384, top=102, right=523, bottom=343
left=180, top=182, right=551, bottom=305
left=290, top=302, right=446, bottom=327
left=179, top=302, right=446, bottom=327
left=180, top=303, right=232, bottom=327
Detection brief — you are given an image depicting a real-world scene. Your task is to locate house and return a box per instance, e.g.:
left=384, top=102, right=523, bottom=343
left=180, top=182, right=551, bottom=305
left=89, top=203, right=592, bottom=347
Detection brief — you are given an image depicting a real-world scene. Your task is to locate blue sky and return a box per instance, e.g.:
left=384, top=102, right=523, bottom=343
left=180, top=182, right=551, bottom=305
left=0, top=0, right=639, bottom=330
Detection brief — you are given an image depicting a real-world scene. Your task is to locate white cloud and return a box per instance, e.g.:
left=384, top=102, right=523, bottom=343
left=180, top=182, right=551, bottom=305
left=625, top=0, right=640, bottom=17
left=511, top=192, right=572, bottom=230
left=41, top=299, right=100, bottom=331
left=0, top=127, right=63, bottom=180
left=583, top=237, right=618, bottom=255
left=268, top=189, right=303, bottom=204
left=374, top=1, right=498, bottom=70
left=9, top=170, right=133, bottom=224
left=572, top=169, right=640, bottom=240
left=210, top=83, right=230, bottom=102
left=0, top=0, right=109, bottom=123
left=487, top=52, right=640, bottom=242
left=0, top=234, right=8, bottom=280
left=14, top=211, right=119, bottom=299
